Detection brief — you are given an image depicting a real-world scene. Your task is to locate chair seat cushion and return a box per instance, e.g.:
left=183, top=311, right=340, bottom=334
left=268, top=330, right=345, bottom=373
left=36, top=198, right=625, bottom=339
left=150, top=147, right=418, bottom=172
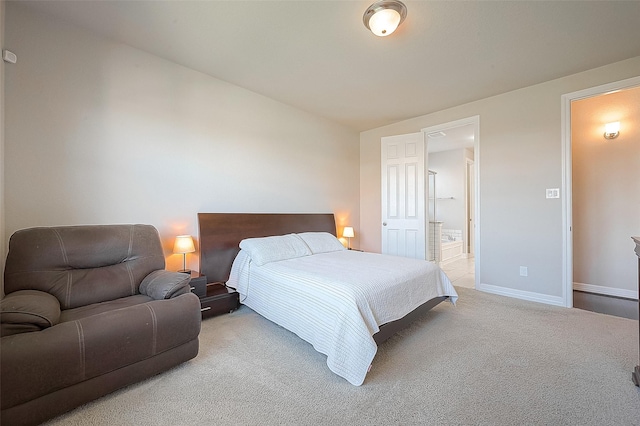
left=1, top=293, right=201, bottom=411
left=60, top=294, right=152, bottom=323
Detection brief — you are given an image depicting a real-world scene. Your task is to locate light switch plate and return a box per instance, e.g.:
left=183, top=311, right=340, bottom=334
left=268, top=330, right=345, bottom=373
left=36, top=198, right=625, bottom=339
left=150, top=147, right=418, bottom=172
left=546, top=188, right=560, bottom=199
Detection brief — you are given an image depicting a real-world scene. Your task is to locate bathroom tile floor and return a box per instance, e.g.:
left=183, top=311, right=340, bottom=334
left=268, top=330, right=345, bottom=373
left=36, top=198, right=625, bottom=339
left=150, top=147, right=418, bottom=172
left=441, top=257, right=475, bottom=289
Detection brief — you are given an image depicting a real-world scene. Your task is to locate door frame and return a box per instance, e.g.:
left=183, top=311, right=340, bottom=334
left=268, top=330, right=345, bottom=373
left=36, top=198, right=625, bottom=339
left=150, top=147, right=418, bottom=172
left=421, top=115, right=480, bottom=288
left=561, top=75, right=640, bottom=308
left=465, top=157, right=475, bottom=257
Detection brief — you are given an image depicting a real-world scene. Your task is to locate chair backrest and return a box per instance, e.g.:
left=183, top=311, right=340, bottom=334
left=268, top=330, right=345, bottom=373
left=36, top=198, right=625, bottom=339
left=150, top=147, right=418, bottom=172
left=4, top=224, right=165, bottom=309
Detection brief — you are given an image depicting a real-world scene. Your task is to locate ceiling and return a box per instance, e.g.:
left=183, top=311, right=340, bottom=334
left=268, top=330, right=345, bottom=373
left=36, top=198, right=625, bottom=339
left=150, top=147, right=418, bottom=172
left=426, top=124, right=475, bottom=153
left=17, top=1, right=640, bottom=132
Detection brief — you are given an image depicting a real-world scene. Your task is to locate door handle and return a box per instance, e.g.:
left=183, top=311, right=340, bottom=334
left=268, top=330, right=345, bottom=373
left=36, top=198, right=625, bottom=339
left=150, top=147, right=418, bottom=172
left=383, top=222, right=387, bottom=226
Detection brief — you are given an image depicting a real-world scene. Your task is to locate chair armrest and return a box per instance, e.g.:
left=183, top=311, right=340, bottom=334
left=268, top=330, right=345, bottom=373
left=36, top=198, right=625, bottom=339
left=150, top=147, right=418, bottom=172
left=139, top=270, right=191, bottom=300
left=1, top=290, right=61, bottom=337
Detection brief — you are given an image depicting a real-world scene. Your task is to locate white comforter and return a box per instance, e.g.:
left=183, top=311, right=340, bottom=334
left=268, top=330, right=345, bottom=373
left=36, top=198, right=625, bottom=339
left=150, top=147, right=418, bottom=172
left=227, top=249, right=458, bottom=386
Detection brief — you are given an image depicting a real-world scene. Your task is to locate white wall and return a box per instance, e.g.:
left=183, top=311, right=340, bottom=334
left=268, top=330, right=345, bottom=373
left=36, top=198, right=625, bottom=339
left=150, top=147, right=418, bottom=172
left=360, top=56, right=640, bottom=304
left=572, top=86, right=640, bottom=297
left=4, top=3, right=360, bottom=274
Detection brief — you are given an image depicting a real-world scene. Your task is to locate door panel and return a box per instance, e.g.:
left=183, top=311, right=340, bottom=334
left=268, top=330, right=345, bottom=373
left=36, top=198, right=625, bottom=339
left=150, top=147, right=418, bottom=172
left=387, top=164, right=399, bottom=218
left=381, top=132, right=427, bottom=259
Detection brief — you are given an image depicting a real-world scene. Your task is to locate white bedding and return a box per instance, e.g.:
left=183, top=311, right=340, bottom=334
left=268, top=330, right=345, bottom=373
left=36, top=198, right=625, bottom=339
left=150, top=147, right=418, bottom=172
left=227, top=248, right=458, bottom=386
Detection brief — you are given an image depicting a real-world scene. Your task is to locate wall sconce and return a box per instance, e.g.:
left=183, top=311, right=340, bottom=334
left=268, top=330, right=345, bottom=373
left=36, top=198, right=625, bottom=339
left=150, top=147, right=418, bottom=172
left=173, top=235, right=195, bottom=274
left=604, top=122, right=620, bottom=139
left=343, top=226, right=355, bottom=249
left=363, top=0, right=407, bottom=37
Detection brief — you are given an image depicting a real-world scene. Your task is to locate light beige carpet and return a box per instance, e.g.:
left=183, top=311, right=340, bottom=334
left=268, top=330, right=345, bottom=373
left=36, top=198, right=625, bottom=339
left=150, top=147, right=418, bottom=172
left=46, top=287, right=640, bottom=425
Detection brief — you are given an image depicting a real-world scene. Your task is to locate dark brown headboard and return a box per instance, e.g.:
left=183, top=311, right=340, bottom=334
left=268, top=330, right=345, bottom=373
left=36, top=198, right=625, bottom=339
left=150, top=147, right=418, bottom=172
left=198, top=213, right=336, bottom=283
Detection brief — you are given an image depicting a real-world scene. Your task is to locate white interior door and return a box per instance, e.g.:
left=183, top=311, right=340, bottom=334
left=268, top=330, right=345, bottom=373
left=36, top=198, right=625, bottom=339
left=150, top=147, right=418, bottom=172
left=381, top=132, right=427, bottom=259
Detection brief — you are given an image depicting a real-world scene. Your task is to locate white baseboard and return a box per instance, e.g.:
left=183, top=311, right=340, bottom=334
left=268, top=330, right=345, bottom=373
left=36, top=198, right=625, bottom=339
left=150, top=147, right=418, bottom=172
left=573, top=282, right=638, bottom=300
left=477, top=283, right=566, bottom=307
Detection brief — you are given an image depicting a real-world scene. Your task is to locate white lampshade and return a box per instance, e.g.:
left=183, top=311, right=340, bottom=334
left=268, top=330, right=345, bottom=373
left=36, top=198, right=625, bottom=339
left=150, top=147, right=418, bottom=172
left=343, top=227, right=355, bottom=239
left=173, top=235, right=195, bottom=254
left=368, top=8, right=401, bottom=36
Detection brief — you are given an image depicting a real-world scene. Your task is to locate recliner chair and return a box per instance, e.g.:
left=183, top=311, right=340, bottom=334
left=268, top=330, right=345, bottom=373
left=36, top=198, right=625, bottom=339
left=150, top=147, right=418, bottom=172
left=1, top=224, right=202, bottom=426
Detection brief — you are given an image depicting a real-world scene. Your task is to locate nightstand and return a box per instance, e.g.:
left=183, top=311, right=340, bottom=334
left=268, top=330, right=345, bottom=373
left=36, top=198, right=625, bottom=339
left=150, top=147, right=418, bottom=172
left=188, top=272, right=207, bottom=298
left=200, top=282, right=240, bottom=319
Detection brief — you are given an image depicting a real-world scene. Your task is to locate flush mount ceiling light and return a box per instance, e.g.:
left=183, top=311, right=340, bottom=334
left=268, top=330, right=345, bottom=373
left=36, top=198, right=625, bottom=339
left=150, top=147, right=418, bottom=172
left=363, top=0, right=407, bottom=37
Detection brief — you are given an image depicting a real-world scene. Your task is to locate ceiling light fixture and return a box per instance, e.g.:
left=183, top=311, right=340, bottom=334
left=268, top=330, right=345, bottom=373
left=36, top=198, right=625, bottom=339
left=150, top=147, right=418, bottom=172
left=363, top=0, right=407, bottom=37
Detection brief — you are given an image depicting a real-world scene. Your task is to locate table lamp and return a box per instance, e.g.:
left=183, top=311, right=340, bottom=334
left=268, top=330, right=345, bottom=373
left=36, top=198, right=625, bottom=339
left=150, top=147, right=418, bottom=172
left=173, top=235, right=195, bottom=274
left=343, top=226, right=355, bottom=250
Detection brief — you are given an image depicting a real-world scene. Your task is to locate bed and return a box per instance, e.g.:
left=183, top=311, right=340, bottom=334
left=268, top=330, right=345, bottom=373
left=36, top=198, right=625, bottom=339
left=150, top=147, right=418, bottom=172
left=198, top=213, right=458, bottom=385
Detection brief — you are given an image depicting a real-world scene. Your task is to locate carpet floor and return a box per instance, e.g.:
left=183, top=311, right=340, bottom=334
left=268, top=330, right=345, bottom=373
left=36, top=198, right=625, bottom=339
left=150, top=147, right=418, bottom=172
left=46, top=287, right=640, bottom=425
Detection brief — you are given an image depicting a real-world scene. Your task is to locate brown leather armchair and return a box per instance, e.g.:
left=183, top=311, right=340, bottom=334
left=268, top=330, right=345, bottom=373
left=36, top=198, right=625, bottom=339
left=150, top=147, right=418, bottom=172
left=1, top=224, right=202, bottom=426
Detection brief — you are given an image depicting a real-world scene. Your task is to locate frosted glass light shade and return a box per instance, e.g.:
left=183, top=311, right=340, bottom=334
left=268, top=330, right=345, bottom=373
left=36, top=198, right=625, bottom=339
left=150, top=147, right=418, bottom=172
left=604, top=122, right=620, bottom=139
left=369, top=9, right=401, bottom=36
left=363, top=1, right=407, bottom=37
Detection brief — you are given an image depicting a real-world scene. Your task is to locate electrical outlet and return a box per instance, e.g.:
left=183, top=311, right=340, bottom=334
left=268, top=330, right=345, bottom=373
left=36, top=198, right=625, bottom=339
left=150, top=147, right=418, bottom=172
left=519, top=266, right=528, bottom=277
left=546, top=188, right=560, bottom=199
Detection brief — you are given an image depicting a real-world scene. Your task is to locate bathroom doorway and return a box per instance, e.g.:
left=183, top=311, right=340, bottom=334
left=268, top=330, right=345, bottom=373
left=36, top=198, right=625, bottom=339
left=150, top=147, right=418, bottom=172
left=422, top=117, right=479, bottom=289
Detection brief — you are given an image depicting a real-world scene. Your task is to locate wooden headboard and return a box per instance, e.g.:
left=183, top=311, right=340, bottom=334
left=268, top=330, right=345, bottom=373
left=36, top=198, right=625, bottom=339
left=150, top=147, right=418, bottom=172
left=198, top=213, right=336, bottom=283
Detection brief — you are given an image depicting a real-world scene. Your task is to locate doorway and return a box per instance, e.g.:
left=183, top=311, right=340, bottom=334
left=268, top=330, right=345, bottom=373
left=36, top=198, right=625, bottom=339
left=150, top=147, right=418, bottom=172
left=423, top=117, right=479, bottom=289
left=380, top=116, right=480, bottom=288
left=562, top=77, right=640, bottom=307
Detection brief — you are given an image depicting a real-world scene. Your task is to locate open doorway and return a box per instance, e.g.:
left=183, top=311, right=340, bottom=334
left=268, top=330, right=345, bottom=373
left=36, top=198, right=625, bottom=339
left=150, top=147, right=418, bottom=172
left=422, top=117, right=479, bottom=289
left=562, top=76, right=640, bottom=312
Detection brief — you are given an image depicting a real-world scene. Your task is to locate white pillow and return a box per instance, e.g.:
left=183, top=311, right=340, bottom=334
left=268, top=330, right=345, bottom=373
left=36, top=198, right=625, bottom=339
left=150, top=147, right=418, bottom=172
left=297, top=232, right=346, bottom=254
left=239, top=234, right=312, bottom=266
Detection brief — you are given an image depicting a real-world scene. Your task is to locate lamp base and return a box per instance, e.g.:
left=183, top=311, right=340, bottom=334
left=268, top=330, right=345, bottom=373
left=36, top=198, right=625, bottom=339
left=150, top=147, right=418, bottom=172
left=178, top=269, right=191, bottom=275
